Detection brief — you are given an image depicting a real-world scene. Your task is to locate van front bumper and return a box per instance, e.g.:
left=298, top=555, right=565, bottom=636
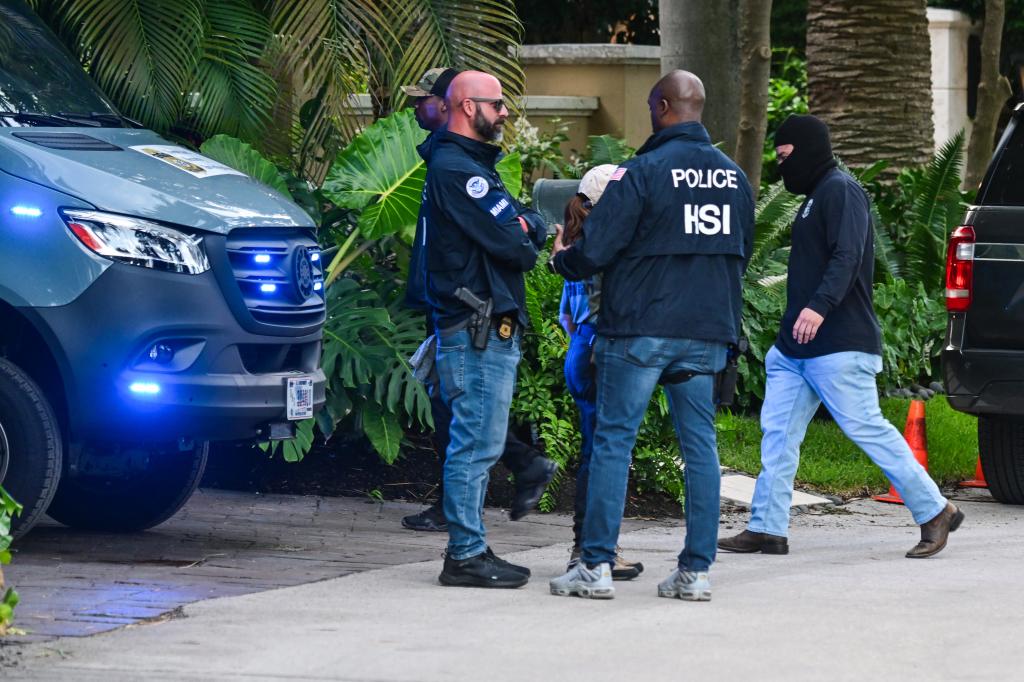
left=28, top=262, right=326, bottom=443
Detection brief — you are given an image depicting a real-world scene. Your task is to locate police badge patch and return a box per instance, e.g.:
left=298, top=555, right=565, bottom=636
left=802, top=198, right=814, bottom=218
left=465, top=176, right=489, bottom=198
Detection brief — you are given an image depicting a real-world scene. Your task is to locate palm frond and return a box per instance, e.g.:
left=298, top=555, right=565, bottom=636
left=188, top=0, right=276, bottom=141
left=49, top=0, right=205, bottom=131
left=905, top=130, right=966, bottom=290
left=267, top=0, right=396, bottom=180
left=385, top=0, right=525, bottom=114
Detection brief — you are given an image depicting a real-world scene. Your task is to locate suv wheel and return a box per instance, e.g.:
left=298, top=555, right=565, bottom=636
left=978, top=415, right=1024, bottom=504
left=0, top=357, right=63, bottom=539
left=46, top=441, right=208, bottom=531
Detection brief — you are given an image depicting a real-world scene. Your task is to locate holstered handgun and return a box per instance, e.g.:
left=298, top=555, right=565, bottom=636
left=454, top=287, right=493, bottom=350
left=715, top=337, right=749, bottom=407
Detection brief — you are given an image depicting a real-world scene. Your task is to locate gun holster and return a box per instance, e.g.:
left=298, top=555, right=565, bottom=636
left=714, top=337, right=749, bottom=407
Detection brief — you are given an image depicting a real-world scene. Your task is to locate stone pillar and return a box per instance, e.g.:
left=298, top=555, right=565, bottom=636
left=928, top=8, right=973, bottom=151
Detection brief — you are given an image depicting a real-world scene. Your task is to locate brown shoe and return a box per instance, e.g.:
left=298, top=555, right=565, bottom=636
left=612, top=547, right=644, bottom=581
left=717, top=529, right=789, bottom=555
left=906, top=502, right=964, bottom=558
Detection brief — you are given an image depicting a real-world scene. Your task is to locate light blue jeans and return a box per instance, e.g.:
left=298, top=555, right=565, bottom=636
left=581, top=335, right=727, bottom=572
left=435, top=328, right=521, bottom=560
left=749, top=346, right=947, bottom=537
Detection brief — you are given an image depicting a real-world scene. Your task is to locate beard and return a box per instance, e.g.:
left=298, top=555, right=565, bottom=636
left=472, top=107, right=504, bottom=142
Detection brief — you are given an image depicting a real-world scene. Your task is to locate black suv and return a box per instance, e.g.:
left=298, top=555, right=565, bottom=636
left=943, top=101, right=1024, bottom=504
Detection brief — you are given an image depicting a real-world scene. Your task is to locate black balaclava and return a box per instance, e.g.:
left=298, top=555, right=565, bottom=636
left=774, top=114, right=837, bottom=195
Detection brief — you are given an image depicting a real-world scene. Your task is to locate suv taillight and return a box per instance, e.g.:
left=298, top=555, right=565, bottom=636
left=945, top=225, right=976, bottom=312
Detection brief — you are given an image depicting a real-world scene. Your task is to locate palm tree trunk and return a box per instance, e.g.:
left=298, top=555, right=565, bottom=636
left=965, top=0, right=1012, bottom=189
left=659, top=0, right=741, bottom=155
left=735, top=0, right=773, bottom=195
left=807, top=0, right=934, bottom=173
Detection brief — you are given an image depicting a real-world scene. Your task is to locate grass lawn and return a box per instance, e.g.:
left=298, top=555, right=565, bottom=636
left=716, top=398, right=979, bottom=498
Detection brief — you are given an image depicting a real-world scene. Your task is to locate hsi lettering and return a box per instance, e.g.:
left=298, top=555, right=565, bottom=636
left=683, top=204, right=732, bottom=235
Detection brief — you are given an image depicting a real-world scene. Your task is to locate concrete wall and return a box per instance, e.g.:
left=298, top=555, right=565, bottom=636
left=520, top=44, right=660, bottom=150
left=520, top=9, right=975, bottom=155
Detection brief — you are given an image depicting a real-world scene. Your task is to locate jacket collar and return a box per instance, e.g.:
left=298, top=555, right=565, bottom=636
left=436, top=129, right=502, bottom=165
left=636, top=121, right=711, bottom=156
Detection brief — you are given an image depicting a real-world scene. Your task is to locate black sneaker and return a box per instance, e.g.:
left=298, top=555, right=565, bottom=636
left=485, top=546, right=531, bottom=577
left=402, top=504, right=447, bottom=532
left=510, top=456, right=557, bottom=521
left=439, top=551, right=530, bottom=588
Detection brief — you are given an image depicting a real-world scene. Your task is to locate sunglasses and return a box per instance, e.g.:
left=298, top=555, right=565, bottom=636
left=463, top=96, right=507, bottom=112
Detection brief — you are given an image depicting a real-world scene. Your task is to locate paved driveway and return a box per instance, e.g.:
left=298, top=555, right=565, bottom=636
left=6, top=487, right=1018, bottom=681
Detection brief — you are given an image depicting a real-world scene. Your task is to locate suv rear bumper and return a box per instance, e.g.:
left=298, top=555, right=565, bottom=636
left=26, top=262, right=326, bottom=443
left=942, top=347, right=1024, bottom=416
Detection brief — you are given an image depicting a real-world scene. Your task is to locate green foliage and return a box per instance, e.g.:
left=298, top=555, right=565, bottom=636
left=31, top=1, right=526, bottom=181
left=904, top=131, right=968, bottom=292
left=199, top=134, right=292, bottom=195
left=506, top=117, right=575, bottom=189
left=321, top=110, right=428, bottom=241
left=0, top=486, right=22, bottom=633
left=874, top=277, right=946, bottom=390
left=587, top=134, right=636, bottom=167
left=718, top=397, right=978, bottom=497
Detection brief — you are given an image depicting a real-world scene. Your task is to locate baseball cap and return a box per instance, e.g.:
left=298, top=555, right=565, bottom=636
left=401, top=67, right=459, bottom=98
left=578, top=164, right=618, bottom=204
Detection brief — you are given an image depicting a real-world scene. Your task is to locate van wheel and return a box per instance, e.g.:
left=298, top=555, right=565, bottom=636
left=978, top=415, right=1024, bottom=504
left=0, top=358, right=63, bottom=539
left=46, top=441, right=208, bottom=531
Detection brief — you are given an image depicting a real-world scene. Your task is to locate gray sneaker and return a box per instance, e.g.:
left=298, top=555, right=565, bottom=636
left=549, top=562, right=614, bottom=599
left=657, top=569, right=712, bottom=601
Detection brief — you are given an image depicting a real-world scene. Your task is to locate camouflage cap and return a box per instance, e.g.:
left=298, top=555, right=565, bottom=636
left=400, top=67, right=459, bottom=98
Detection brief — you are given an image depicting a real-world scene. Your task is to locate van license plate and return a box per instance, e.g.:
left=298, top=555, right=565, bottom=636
left=286, top=376, right=314, bottom=420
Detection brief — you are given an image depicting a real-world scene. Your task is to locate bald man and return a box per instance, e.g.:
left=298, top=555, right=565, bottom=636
left=549, top=71, right=754, bottom=601
left=422, top=71, right=551, bottom=588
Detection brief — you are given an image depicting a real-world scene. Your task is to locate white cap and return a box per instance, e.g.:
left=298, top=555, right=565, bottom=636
left=578, top=164, right=618, bottom=204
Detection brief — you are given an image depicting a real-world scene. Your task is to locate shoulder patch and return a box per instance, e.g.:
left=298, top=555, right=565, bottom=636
left=802, top=198, right=814, bottom=219
left=610, top=167, right=628, bottom=181
left=465, top=176, right=489, bottom=198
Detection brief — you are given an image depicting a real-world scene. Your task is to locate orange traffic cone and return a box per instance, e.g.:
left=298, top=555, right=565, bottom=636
left=873, top=400, right=929, bottom=505
left=958, top=455, right=987, bottom=488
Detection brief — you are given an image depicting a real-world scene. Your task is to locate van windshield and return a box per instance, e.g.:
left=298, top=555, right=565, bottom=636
left=0, top=0, right=121, bottom=126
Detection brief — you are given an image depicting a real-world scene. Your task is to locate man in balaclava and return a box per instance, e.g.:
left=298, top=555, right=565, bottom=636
left=718, top=114, right=965, bottom=559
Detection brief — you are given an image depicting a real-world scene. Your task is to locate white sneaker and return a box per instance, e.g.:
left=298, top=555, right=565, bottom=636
left=549, top=562, right=614, bottom=599
left=657, top=569, right=712, bottom=601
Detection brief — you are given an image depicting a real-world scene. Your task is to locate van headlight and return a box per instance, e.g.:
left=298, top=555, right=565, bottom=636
left=60, top=209, right=210, bottom=275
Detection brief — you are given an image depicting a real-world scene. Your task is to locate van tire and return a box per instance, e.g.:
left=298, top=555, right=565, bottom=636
left=0, top=357, right=63, bottom=539
left=46, top=441, right=208, bottom=531
left=978, top=415, right=1024, bottom=504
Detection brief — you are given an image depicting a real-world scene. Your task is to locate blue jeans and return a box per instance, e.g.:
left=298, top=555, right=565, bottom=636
left=749, top=346, right=947, bottom=537
left=564, top=323, right=597, bottom=547
left=581, top=335, right=727, bottom=572
left=435, top=328, right=521, bottom=560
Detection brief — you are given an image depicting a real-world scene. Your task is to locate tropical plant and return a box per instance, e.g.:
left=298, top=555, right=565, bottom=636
left=0, top=487, right=21, bottom=635
left=28, top=0, right=525, bottom=181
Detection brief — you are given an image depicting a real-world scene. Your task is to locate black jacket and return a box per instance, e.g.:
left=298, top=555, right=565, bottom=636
left=775, top=168, right=882, bottom=358
left=553, top=122, right=754, bottom=342
left=404, top=132, right=437, bottom=311
left=422, top=131, right=547, bottom=329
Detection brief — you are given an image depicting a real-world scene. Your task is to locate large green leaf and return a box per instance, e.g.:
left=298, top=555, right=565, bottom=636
left=321, top=109, right=428, bottom=239
left=587, top=135, right=635, bottom=166
left=496, top=152, right=523, bottom=199
left=361, top=401, right=403, bottom=464
left=200, top=134, right=292, bottom=196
